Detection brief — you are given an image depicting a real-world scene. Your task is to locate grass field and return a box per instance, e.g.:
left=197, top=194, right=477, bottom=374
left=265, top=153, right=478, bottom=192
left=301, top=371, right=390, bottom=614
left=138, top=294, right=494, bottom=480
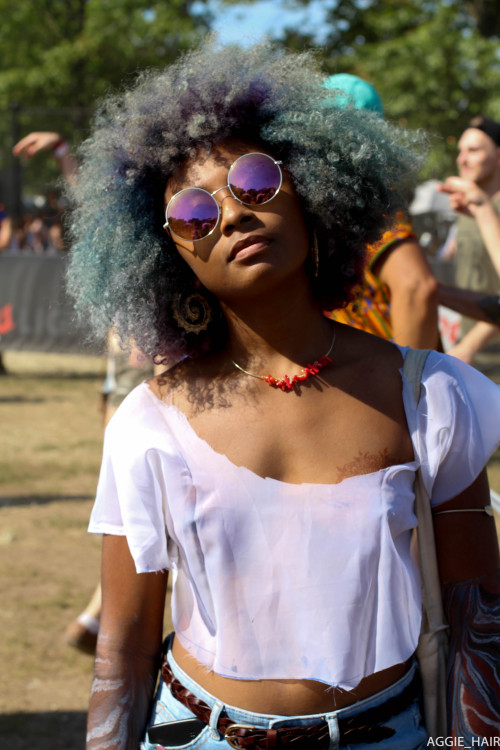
left=1, top=349, right=499, bottom=749
left=0, top=351, right=106, bottom=749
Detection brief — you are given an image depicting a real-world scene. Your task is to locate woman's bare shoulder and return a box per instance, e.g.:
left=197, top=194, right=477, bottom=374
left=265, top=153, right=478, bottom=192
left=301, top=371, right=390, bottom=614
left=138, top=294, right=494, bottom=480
left=328, top=325, right=409, bottom=425
left=147, top=357, right=192, bottom=399
left=333, top=323, right=404, bottom=371
left=147, top=353, right=238, bottom=416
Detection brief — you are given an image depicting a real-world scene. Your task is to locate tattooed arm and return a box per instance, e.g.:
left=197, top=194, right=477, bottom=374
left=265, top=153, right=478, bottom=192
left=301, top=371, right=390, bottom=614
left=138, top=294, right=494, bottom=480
left=87, top=535, right=168, bottom=750
left=433, top=469, right=500, bottom=740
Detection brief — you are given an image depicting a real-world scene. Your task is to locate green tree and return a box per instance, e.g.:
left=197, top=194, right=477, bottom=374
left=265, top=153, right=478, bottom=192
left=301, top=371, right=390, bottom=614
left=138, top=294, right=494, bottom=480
left=277, top=0, right=500, bottom=178
left=466, top=0, right=500, bottom=38
left=0, top=0, right=211, bottom=209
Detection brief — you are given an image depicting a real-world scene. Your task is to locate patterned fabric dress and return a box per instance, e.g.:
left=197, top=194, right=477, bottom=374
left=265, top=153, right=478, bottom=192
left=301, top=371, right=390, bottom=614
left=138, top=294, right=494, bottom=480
left=326, top=216, right=416, bottom=340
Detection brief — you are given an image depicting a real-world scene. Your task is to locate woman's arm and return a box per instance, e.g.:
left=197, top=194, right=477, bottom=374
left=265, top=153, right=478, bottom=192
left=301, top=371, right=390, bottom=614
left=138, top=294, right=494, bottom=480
left=87, top=534, right=168, bottom=750
left=439, top=177, right=500, bottom=280
left=13, top=131, right=78, bottom=184
left=375, top=238, right=440, bottom=349
left=433, top=469, right=500, bottom=738
left=447, top=320, right=500, bottom=365
left=439, top=285, right=500, bottom=326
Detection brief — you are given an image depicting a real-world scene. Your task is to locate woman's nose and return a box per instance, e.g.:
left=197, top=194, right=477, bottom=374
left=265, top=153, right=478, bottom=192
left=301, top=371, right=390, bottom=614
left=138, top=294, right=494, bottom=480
left=218, top=192, right=254, bottom=234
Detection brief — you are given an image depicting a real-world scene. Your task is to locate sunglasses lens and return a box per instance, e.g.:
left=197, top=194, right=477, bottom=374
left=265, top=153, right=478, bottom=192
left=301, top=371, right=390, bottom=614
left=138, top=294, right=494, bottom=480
left=167, top=189, right=219, bottom=240
left=229, top=153, right=282, bottom=205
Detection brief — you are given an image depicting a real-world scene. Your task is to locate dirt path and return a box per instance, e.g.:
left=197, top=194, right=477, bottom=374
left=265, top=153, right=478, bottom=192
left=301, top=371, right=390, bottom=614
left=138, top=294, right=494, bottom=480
left=0, top=352, right=106, bottom=748
left=0, top=498, right=99, bottom=748
left=0, top=351, right=176, bottom=748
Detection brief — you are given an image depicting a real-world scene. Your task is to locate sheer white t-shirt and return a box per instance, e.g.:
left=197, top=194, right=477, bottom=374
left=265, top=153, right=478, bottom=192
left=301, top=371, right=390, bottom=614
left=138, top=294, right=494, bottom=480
left=89, top=349, right=500, bottom=689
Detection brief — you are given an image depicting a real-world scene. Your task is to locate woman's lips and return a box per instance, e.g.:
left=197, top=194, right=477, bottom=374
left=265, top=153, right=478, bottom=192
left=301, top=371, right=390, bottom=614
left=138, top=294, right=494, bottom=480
left=229, top=235, right=270, bottom=261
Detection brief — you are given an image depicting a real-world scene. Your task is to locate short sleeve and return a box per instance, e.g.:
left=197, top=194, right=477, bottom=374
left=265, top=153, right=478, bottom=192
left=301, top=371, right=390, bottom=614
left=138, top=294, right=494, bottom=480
left=402, top=350, right=500, bottom=506
left=88, top=385, right=175, bottom=573
left=367, top=214, right=416, bottom=270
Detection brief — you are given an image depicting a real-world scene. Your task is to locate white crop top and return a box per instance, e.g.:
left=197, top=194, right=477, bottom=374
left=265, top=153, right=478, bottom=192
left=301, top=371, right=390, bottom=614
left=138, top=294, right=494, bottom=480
left=89, top=349, right=500, bottom=690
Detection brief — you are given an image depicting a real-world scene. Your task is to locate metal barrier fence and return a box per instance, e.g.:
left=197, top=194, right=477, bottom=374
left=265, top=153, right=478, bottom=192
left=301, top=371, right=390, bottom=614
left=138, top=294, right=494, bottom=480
left=0, top=254, right=101, bottom=354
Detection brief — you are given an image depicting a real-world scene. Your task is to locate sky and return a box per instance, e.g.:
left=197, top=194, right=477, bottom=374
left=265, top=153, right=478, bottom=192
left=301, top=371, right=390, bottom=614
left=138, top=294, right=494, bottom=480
left=209, top=0, right=334, bottom=46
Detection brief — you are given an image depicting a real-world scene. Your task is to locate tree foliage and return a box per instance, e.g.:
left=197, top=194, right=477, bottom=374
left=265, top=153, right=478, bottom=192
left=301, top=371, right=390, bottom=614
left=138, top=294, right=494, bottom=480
left=277, top=0, right=500, bottom=178
left=3, top=0, right=500, bottom=200
left=465, top=0, right=500, bottom=38
left=0, top=0, right=211, bottom=201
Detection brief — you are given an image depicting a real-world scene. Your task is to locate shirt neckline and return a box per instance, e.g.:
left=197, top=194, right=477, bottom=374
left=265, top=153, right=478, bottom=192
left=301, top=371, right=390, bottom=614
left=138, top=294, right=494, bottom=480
left=142, top=381, right=418, bottom=489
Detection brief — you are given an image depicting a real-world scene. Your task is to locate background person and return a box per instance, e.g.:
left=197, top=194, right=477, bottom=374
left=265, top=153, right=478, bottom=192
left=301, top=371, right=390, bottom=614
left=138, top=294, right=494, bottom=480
left=0, top=202, right=12, bottom=250
left=0, top=201, right=13, bottom=374
left=13, top=131, right=78, bottom=185
left=323, top=74, right=440, bottom=350
left=439, top=116, right=500, bottom=364
left=66, top=43, right=500, bottom=749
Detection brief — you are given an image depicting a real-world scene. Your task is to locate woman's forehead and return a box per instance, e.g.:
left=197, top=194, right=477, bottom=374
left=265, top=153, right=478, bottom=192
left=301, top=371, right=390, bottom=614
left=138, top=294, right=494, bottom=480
left=166, top=139, right=271, bottom=195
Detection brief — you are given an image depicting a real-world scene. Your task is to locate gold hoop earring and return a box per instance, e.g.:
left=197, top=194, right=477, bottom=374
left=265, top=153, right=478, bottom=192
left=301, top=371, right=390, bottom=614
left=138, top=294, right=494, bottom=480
left=172, top=292, right=212, bottom=334
left=310, top=232, right=319, bottom=278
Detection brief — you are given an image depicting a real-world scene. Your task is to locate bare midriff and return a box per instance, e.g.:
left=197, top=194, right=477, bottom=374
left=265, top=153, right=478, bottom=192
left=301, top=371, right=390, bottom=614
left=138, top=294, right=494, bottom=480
left=172, top=637, right=413, bottom=715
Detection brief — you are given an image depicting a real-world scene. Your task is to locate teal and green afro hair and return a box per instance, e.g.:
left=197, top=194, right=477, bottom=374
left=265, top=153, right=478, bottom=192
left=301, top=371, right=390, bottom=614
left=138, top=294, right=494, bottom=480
left=67, top=41, right=422, bottom=362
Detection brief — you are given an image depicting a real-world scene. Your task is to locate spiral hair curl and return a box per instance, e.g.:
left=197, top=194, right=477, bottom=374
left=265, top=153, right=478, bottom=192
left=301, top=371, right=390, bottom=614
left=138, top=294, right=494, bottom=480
left=66, top=40, right=423, bottom=363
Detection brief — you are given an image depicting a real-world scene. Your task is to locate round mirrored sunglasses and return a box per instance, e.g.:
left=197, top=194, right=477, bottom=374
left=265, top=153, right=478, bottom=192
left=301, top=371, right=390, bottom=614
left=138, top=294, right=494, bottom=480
left=164, top=152, right=283, bottom=242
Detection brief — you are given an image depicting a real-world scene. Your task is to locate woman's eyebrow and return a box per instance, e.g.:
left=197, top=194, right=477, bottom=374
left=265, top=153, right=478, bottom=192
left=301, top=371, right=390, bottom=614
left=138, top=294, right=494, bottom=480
left=166, top=152, right=237, bottom=196
left=167, top=163, right=213, bottom=194
left=167, top=174, right=188, bottom=194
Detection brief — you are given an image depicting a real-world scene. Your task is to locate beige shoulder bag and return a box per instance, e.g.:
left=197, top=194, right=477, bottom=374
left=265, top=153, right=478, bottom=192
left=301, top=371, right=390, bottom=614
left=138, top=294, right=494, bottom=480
left=403, top=348, right=449, bottom=739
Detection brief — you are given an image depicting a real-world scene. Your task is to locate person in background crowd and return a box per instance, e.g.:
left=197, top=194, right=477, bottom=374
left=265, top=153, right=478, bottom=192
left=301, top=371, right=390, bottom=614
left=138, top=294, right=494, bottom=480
left=42, top=189, right=66, bottom=252
left=439, top=116, right=500, bottom=364
left=13, top=131, right=78, bottom=185
left=0, top=201, right=13, bottom=373
left=67, top=43, right=500, bottom=749
left=323, top=74, right=440, bottom=350
left=7, top=133, right=76, bottom=254
left=0, top=202, right=12, bottom=250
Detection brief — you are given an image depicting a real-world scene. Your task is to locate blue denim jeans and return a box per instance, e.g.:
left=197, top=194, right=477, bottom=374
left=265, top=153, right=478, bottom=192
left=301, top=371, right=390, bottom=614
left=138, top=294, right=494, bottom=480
left=142, top=637, right=427, bottom=750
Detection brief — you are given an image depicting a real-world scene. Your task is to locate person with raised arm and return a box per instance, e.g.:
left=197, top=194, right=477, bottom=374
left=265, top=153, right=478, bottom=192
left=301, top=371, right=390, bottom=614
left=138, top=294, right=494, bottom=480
left=439, top=116, right=500, bottom=363
left=13, top=131, right=79, bottom=184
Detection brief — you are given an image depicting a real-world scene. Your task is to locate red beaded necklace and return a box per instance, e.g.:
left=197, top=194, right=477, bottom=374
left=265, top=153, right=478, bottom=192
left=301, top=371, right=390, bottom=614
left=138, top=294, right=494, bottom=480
left=231, top=329, right=336, bottom=392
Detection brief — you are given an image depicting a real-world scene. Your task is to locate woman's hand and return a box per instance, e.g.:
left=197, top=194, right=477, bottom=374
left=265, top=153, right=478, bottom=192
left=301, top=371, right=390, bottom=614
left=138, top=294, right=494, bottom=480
left=439, top=177, right=500, bottom=280
left=12, top=131, right=63, bottom=159
left=438, top=177, right=491, bottom=218
left=13, top=131, right=78, bottom=183
left=87, top=535, right=168, bottom=750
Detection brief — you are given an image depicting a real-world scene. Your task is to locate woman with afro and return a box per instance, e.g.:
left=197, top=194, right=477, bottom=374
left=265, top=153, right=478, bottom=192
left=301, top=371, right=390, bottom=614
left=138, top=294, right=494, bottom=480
left=68, top=42, right=500, bottom=750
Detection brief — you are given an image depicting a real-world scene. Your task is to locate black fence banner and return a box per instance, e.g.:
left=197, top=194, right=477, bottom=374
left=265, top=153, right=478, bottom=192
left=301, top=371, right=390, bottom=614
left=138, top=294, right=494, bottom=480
left=0, top=254, right=101, bottom=354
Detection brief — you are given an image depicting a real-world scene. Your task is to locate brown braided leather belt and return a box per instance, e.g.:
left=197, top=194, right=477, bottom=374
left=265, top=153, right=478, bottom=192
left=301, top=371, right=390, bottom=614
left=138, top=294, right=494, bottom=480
left=161, top=657, right=420, bottom=749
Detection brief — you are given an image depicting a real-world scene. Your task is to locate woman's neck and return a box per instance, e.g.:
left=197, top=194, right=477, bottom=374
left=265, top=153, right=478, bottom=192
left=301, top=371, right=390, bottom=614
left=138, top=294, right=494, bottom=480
left=219, top=289, right=333, bottom=372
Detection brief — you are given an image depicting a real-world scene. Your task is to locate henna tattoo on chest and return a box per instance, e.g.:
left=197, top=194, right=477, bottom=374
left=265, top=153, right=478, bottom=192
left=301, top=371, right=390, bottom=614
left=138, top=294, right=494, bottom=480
left=335, top=447, right=398, bottom=482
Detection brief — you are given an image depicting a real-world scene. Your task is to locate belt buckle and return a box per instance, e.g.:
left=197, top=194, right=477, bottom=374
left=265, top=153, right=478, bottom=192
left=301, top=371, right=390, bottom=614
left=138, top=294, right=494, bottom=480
left=225, top=723, right=256, bottom=749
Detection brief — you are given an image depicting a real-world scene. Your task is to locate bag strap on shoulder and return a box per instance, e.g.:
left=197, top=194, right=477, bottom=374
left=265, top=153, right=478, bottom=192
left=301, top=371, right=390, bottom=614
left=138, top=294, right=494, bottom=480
left=402, top=349, right=444, bottom=626
left=402, top=348, right=449, bottom=738
left=402, top=347, right=431, bottom=405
